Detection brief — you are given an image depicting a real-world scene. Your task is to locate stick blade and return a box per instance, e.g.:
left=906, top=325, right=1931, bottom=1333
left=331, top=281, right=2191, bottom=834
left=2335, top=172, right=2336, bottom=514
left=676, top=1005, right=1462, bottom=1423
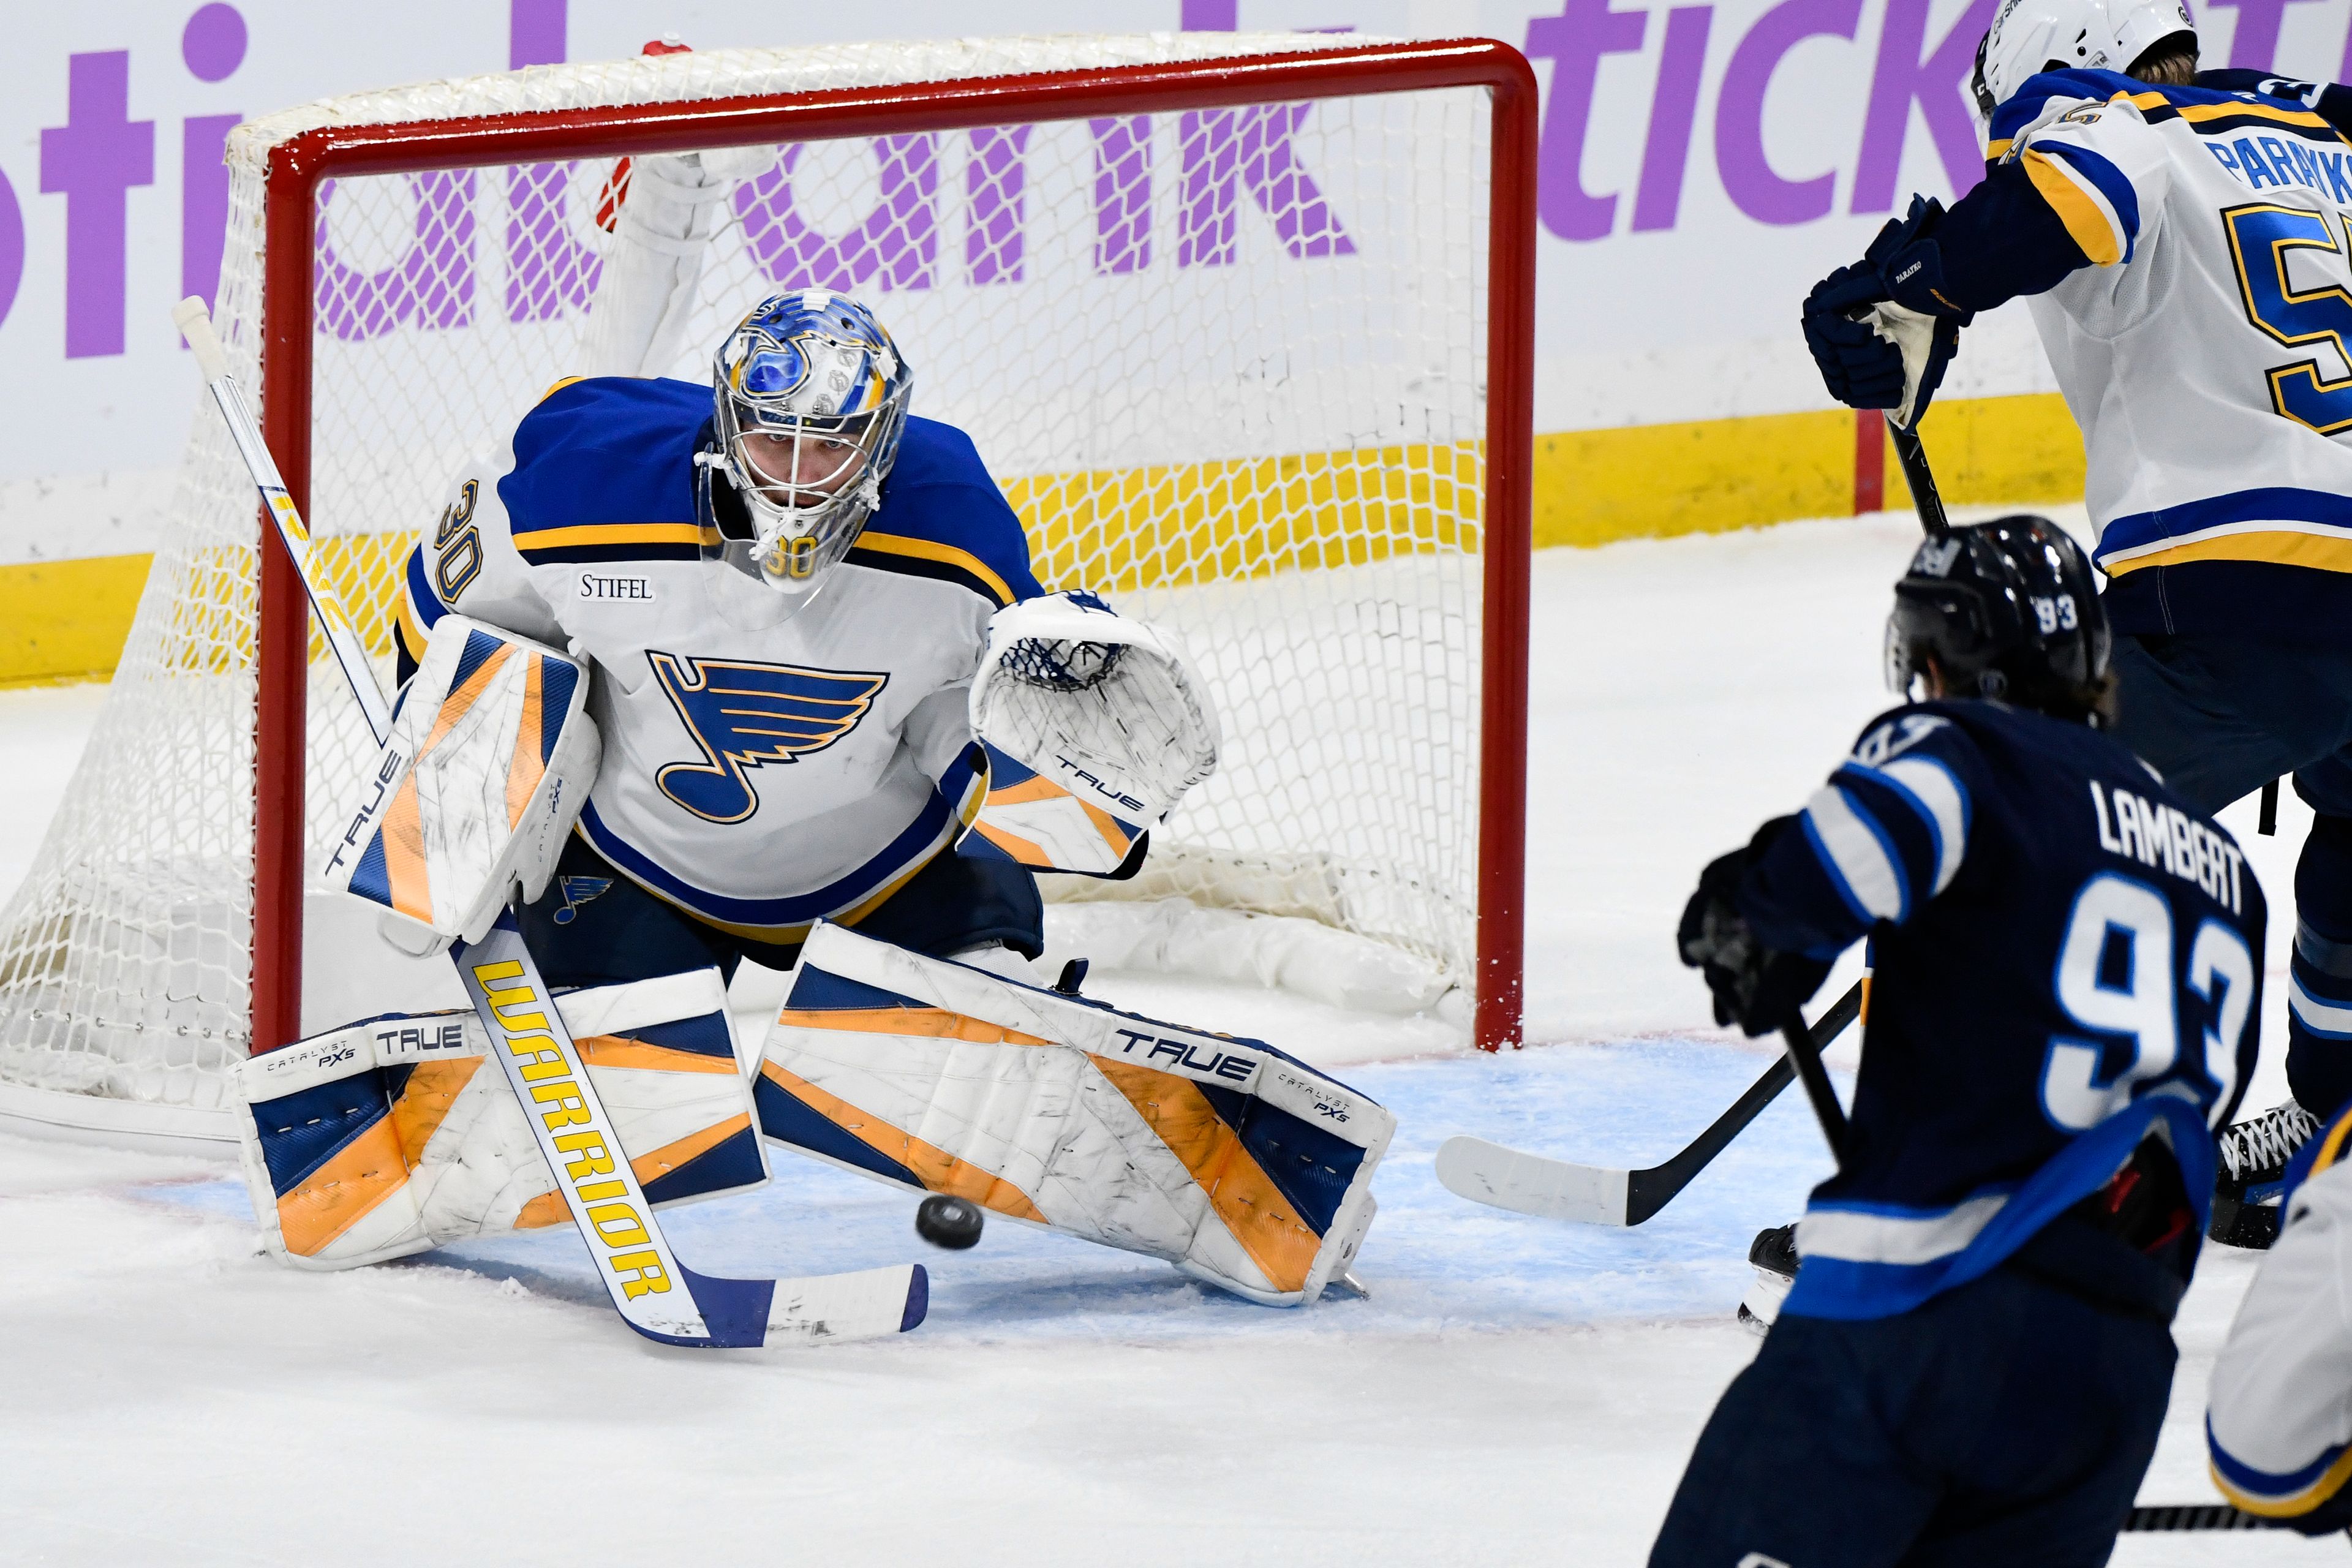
left=765, top=1262, right=929, bottom=1346
left=625, top=1264, right=927, bottom=1349
left=1436, top=1136, right=1632, bottom=1226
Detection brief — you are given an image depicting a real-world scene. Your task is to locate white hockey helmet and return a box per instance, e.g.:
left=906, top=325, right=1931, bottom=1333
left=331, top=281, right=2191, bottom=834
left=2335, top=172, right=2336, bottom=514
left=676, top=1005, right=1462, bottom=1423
left=1972, top=0, right=2195, bottom=117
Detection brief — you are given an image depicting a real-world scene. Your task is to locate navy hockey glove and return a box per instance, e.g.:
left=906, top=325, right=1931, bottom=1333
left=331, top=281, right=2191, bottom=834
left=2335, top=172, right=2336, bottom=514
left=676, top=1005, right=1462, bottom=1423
left=1678, top=818, right=1833, bottom=1037
left=1802, top=197, right=1969, bottom=421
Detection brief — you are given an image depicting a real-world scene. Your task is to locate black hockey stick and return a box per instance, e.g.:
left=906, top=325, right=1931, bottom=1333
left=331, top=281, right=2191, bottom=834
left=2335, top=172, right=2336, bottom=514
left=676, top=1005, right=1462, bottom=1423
left=1888, top=416, right=1951, bottom=537
left=1434, top=981, right=1862, bottom=1226
left=2122, top=1502, right=2301, bottom=1532
left=1780, top=1005, right=1853, bottom=1166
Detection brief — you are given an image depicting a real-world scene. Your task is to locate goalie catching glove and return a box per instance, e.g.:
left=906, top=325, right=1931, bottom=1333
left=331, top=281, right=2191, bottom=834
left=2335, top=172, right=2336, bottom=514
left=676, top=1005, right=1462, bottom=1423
left=756, top=922, right=1390, bottom=1305
left=323, top=614, right=600, bottom=956
left=964, top=590, right=1219, bottom=875
left=236, top=970, right=764, bottom=1270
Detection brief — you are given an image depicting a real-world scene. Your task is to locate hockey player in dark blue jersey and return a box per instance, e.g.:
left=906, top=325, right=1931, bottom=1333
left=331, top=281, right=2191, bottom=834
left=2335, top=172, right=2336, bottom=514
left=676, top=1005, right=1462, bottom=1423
left=1651, top=518, right=2265, bottom=1567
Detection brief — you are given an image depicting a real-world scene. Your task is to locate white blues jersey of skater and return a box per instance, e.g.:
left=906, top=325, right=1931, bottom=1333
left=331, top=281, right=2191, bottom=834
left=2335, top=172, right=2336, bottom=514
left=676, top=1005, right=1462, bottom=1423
left=1741, top=698, right=2265, bottom=1321
left=1986, top=69, right=2352, bottom=638
left=397, top=375, right=1042, bottom=943
left=2207, top=1099, right=2352, bottom=1528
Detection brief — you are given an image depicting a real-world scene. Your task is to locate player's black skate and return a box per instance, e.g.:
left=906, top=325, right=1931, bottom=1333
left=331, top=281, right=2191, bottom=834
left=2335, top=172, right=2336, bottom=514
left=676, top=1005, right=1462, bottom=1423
left=2211, top=1099, right=2321, bottom=1250
left=1737, top=1223, right=1798, bottom=1334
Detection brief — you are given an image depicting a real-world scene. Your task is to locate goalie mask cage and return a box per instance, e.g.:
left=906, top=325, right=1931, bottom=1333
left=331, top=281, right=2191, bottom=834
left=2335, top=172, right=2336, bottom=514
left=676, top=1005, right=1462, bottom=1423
left=0, top=34, right=1535, bottom=1145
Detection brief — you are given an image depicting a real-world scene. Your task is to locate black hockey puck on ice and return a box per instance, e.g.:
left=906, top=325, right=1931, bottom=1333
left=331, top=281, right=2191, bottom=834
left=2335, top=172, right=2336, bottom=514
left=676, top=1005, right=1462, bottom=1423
left=915, top=1194, right=984, bottom=1250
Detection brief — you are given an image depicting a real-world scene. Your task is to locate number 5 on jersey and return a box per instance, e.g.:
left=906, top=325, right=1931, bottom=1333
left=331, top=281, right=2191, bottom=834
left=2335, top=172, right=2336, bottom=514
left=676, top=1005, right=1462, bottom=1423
left=2225, top=202, right=2352, bottom=435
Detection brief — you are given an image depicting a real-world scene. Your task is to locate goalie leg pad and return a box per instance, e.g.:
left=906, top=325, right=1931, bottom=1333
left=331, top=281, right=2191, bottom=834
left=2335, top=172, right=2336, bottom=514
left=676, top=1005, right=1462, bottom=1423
left=323, top=613, right=601, bottom=957
left=235, top=969, right=765, bottom=1268
left=756, top=923, right=1392, bottom=1305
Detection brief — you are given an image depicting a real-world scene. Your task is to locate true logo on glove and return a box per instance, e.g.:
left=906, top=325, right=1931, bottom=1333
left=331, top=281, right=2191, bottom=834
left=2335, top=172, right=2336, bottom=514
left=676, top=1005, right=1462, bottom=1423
left=649, top=650, right=889, bottom=823
left=322, top=750, right=408, bottom=879
left=1053, top=752, right=1150, bottom=817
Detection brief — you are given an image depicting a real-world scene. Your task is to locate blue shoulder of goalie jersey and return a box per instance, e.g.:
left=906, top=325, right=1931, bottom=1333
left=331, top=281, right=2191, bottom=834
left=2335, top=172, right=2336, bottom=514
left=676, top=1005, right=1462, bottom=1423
left=840, top=415, right=1044, bottom=609
left=493, top=374, right=1042, bottom=606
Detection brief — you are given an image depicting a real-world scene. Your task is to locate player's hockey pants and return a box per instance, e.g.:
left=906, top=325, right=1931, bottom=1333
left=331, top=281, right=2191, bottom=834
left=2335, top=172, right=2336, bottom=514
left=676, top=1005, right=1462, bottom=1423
left=2110, top=633, right=2352, bottom=1118
left=515, top=835, right=1045, bottom=988
left=1648, top=1261, right=2173, bottom=1568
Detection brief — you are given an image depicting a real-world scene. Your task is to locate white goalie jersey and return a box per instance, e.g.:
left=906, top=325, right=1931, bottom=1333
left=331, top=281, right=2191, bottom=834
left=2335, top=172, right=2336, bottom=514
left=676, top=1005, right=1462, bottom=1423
left=399, top=383, right=1047, bottom=944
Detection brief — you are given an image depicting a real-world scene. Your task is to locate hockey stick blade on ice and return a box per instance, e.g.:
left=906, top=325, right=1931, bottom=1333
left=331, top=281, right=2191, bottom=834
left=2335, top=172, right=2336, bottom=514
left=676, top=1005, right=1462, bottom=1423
left=2121, top=1502, right=2303, bottom=1532
left=176, top=297, right=926, bottom=1349
left=1436, top=982, right=1863, bottom=1226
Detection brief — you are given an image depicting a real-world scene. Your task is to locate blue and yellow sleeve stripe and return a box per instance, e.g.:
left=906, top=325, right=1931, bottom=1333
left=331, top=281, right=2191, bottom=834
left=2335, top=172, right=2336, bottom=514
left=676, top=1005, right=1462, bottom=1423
left=2019, top=141, right=2141, bottom=265
left=510, top=519, right=721, bottom=566
left=845, top=530, right=1022, bottom=607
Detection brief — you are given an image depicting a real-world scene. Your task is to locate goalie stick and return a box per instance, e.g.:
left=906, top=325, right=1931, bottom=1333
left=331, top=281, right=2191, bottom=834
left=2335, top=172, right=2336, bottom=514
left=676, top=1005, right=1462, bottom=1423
left=175, top=298, right=926, bottom=1349
left=1435, top=982, right=1862, bottom=1226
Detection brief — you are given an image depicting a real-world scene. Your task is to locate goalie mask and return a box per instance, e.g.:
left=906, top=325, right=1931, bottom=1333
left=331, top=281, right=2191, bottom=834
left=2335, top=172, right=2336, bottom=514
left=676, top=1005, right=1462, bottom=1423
left=706, top=290, right=913, bottom=595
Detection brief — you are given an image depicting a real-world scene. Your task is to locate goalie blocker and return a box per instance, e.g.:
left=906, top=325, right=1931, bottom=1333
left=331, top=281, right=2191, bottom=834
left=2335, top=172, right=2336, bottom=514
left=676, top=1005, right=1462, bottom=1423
left=323, top=612, right=600, bottom=957
left=755, top=922, right=1389, bottom=1305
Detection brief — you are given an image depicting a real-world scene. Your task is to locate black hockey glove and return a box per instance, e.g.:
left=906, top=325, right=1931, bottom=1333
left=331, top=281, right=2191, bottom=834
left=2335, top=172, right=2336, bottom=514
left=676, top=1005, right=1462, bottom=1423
left=1801, top=196, right=1969, bottom=422
left=1677, top=817, right=1833, bottom=1037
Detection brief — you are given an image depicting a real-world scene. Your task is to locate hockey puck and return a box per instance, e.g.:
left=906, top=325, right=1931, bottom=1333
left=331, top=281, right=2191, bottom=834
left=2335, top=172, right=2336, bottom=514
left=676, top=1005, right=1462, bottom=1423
left=915, top=1194, right=984, bottom=1250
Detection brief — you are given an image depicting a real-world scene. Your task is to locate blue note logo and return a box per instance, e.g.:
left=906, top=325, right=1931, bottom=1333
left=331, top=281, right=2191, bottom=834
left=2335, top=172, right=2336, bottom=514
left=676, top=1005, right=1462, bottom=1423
left=649, top=650, right=889, bottom=823
left=551, top=876, right=612, bottom=925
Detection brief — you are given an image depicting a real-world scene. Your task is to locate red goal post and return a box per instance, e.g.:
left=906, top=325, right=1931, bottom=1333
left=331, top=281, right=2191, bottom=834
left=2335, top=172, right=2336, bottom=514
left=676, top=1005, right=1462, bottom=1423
left=252, top=37, right=1537, bottom=1058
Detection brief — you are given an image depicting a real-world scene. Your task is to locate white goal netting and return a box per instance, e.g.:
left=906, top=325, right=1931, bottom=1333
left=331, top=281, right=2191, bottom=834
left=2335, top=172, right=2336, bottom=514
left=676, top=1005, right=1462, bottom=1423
left=0, top=34, right=1501, bottom=1134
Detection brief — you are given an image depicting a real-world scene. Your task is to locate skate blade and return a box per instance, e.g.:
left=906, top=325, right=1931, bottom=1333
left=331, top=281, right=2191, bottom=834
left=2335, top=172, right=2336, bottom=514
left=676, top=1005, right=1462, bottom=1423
left=1738, top=1266, right=1793, bottom=1334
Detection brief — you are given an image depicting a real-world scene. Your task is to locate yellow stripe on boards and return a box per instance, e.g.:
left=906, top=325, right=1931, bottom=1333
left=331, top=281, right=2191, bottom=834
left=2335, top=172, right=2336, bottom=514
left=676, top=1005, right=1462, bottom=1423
left=1880, top=394, right=2086, bottom=514
left=1009, top=442, right=1482, bottom=593
left=0, top=394, right=2093, bottom=689
left=0, top=554, right=156, bottom=687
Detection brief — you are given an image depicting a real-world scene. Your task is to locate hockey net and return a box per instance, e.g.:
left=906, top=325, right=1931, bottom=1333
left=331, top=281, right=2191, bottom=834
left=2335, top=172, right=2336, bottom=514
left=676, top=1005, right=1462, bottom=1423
left=0, top=34, right=1533, bottom=1142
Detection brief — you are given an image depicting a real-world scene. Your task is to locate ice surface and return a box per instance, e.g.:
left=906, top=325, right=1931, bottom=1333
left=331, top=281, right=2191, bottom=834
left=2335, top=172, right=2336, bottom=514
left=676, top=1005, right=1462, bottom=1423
left=2, top=514, right=2336, bottom=1564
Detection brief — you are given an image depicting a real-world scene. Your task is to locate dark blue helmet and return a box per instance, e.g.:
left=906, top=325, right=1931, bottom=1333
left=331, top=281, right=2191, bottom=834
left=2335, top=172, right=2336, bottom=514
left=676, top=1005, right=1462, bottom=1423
left=1886, top=516, right=2113, bottom=723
